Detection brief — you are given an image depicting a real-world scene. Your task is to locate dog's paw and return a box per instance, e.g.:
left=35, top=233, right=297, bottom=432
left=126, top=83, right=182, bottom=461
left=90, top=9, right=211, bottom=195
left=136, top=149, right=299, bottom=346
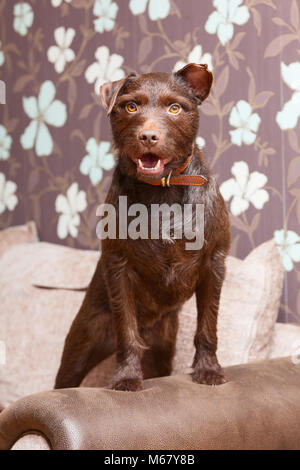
left=192, top=368, right=227, bottom=386
left=111, top=377, right=143, bottom=392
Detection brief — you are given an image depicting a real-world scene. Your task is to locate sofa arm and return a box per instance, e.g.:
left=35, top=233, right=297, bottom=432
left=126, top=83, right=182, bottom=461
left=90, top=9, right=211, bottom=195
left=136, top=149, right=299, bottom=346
left=269, top=323, right=300, bottom=359
left=1, top=357, right=300, bottom=450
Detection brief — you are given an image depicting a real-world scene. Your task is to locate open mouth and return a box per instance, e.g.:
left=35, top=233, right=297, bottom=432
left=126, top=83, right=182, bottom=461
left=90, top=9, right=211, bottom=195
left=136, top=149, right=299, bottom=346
left=136, top=153, right=165, bottom=176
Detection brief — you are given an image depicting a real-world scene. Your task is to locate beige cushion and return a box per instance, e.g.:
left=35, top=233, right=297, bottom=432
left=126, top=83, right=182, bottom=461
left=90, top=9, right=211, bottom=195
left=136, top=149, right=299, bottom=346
left=174, top=239, right=284, bottom=372
left=0, top=221, right=38, bottom=257
left=0, top=242, right=98, bottom=409
left=0, top=239, right=283, bottom=409
left=11, top=434, right=50, bottom=450
left=268, top=323, right=300, bottom=360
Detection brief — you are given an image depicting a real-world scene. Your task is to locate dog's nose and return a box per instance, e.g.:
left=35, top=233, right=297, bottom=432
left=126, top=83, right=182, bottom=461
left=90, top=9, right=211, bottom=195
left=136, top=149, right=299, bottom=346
left=138, top=129, right=160, bottom=146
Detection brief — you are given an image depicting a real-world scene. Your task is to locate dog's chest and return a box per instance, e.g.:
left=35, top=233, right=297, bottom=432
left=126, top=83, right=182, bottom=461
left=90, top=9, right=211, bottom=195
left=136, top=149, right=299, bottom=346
left=158, top=249, right=197, bottom=287
left=130, top=240, right=201, bottom=311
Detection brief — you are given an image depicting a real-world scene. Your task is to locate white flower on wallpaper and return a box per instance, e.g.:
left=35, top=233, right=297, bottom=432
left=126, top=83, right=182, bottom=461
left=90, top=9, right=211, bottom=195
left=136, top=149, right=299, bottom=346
left=20, top=81, right=67, bottom=157
left=13, top=2, right=34, bottom=36
left=276, top=62, right=300, bottom=130
left=0, top=41, right=4, bottom=67
left=93, top=0, right=118, bottom=33
left=85, top=46, right=125, bottom=95
left=55, top=183, right=87, bottom=239
left=80, top=139, right=115, bottom=186
left=196, top=136, right=206, bottom=149
left=0, top=125, right=12, bottom=160
left=129, top=0, right=170, bottom=21
left=47, top=27, right=76, bottom=74
left=229, top=100, right=261, bottom=146
left=205, top=0, right=250, bottom=46
left=220, top=161, right=269, bottom=216
left=0, top=173, right=18, bottom=215
left=51, top=0, right=72, bottom=6
left=173, top=45, right=213, bottom=73
left=274, top=229, right=300, bottom=272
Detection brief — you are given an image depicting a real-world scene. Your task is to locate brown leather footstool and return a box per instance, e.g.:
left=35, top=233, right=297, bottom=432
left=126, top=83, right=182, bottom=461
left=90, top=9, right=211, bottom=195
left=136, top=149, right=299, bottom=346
left=0, top=357, right=300, bottom=450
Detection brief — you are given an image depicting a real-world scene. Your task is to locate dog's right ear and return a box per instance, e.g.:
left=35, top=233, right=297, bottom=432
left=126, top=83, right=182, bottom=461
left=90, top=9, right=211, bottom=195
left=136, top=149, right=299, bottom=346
left=100, top=73, right=137, bottom=115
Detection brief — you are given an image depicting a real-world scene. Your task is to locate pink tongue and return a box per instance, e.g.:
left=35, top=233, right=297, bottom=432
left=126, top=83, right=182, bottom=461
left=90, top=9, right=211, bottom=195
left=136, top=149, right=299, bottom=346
left=141, top=153, right=159, bottom=168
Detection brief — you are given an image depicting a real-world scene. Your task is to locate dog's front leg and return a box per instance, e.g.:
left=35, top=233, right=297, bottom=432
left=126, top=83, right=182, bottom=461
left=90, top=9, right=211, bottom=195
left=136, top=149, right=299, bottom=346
left=192, top=248, right=227, bottom=386
left=103, top=253, right=144, bottom=392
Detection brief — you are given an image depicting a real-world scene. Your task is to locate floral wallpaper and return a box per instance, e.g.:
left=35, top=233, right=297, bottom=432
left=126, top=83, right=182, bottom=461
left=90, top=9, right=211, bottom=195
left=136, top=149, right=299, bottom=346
left=0, top=0, right=300, bottom=323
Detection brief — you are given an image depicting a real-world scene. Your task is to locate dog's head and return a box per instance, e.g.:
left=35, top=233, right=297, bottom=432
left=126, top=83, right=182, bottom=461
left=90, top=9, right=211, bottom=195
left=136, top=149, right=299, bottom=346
left=100, top=63, right=213, bottom=181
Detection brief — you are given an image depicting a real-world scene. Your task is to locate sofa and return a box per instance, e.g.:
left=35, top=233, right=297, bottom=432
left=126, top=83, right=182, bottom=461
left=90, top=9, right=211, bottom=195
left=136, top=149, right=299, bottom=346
left=0, top=222, right=299, bottom=450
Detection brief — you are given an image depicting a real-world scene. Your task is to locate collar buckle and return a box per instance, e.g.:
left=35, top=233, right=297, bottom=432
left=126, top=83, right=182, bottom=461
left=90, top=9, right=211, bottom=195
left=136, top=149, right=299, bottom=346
left=161, top=171, right=172, bottom=187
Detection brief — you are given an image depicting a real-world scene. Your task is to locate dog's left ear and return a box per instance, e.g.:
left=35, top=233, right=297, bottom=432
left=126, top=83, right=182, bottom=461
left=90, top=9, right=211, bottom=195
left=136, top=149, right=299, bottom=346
left=100, top=73, right=137, bottom=115
left=175, top=63, right=213, bottom=104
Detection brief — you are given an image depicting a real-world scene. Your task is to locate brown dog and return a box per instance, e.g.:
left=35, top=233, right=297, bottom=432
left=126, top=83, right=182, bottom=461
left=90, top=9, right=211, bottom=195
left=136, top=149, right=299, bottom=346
left=55, top=63, right=230, bottom=391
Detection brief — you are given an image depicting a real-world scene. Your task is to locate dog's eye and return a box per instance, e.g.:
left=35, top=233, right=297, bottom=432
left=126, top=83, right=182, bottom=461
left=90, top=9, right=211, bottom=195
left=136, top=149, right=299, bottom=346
left=126, top=102, right=138, bottom=113
left=169, top=104, right=181, bottom=114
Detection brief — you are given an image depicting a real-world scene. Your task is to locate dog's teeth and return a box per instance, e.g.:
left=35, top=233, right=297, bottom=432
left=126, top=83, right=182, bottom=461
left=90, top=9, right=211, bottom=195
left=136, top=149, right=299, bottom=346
left=138, top=158, right=161, bottom=171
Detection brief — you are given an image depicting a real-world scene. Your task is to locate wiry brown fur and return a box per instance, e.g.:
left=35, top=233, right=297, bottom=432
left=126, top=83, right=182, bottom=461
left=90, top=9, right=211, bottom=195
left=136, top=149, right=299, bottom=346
left=55, top=64, right=231, bottom=391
